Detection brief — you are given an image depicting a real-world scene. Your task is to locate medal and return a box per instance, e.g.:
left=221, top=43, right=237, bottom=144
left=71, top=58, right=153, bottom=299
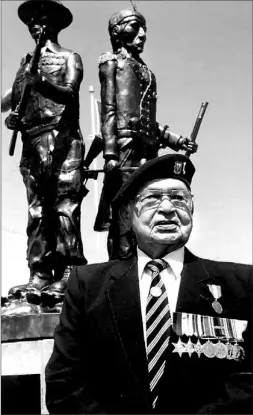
left=212, top=300, right=223, bottom=314
left=232, top=343, right=245, bottom=361
left=207, top=284, right=223, bottom=314
left=215, top=341, right=227, bottom=359
left=202, top=340, right=216, bottom=358
left=194, top=339, right=203, bottom=357
left=185, top=339, right=195, bottom=357
left=172, top=338, right=186, bottom=357
left=226, top=342, right=234, bottom=360
left=150, top=286, right=162, bottom=297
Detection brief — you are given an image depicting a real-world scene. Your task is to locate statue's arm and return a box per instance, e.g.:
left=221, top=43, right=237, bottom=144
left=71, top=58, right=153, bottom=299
left=157, top=123, right=183, bottom=151
left=35, top=52, right=83, bottom=104
left=1, top=88, right=12, bottom=113
left=99, top=59, right=119, bottom=161
left=156, top=123, right=198, bottom=154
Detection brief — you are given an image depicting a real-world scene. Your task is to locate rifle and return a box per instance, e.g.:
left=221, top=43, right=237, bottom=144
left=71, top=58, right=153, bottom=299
left=83, top=134, right=103, bottom=168
left=9, top=26, right=46, bottom=156
left=84, top=102, right=209, bottom=167
left=185, top=102, right=209, bottom=158
left=83, top=166, right=137, bottom=181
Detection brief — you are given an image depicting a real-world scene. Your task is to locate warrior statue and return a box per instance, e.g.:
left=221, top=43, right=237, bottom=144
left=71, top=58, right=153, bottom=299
left=92, top=6, right=198, bottom=260
left=5, top=0, right=87, bottom=306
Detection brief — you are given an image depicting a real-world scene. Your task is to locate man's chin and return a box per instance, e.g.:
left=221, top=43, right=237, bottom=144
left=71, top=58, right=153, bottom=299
left=149, top=232, right=181, bottom=245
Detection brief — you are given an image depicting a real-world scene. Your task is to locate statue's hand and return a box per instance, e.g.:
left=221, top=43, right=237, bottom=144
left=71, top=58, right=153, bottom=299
left=5, top=111, right=20, bottom=130
left=24, top=67, right=42, bottom=86
left=104, top=159, right=119, bottom=173
left=178, top=137, right=198, bottom=154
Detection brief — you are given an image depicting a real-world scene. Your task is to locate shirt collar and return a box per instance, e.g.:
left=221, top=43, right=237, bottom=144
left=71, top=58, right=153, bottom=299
left=137, top=246, right=185, bottom=280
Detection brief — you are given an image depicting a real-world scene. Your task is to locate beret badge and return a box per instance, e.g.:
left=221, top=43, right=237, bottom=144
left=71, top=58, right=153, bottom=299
left=173, top=161, right=186, bottom=175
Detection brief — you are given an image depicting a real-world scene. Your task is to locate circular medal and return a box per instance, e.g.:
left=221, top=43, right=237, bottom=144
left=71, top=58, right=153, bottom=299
left=226, top=342, right=234, bottom=360
left=215, top=341, right=227, bottom=359
left=150, top=286, right=162, bottom=297
left=232, top=343, right=245, bottom=361
left=212, top=300, right=223, bottom=314
left=202, top=340, right=216, bottom=358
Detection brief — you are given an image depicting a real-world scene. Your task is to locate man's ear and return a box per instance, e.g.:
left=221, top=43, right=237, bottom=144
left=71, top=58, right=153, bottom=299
left=112, top=25, right=120, bottom=38
left=191, top=200, right=194, bottom=215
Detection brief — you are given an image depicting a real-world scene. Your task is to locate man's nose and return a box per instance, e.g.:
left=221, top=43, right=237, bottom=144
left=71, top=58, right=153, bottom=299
left=138, top=27, right=146, bottom=38
left=157, top=197, right=176, bottom=212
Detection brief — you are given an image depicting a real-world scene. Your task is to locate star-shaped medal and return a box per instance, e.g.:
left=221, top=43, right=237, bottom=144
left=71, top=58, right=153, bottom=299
left=194, top=339, right=203, bottom=357
left=172, top=338, right=186, bottom=357
left=185, top=338, right=195, bottom=357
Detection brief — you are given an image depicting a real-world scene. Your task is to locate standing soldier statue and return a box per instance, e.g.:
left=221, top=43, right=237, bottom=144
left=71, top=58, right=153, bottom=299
left=93, top=6, right=198, bottom=260
left=5, top=0, right=87, bottom=306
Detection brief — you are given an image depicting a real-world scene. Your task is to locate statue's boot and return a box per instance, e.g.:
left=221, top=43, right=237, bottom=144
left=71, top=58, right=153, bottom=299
left=8, top=271, right=52, bottom=305
left=41, top=265, right=73, bottom=307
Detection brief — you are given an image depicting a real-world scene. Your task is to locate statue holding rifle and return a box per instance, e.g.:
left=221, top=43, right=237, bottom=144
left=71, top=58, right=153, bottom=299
left=5, top=0, right=87, bottom=306
left=92, top=5, right=198, bottom=260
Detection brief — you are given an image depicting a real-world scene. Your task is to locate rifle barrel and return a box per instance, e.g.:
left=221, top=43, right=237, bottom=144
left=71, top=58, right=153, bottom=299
left=8, top=27, right=46, bottom=157
left=185, top=101, right=208, bottom=158
left=9, top=130, right=18, bottom=156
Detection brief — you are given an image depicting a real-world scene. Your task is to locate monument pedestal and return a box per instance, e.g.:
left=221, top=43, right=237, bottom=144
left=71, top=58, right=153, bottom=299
left=2, top=313, right=60, bottom=414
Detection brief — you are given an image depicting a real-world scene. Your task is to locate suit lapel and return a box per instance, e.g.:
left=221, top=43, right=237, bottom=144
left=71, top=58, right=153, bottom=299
left=176, top=248, right=215, bottom=315
left=105, top=257, right=151, bottom=406
left=176, top=248, right=238, bottom=317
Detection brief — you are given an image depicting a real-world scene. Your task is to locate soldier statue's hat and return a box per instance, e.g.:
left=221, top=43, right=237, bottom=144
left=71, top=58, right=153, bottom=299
left=18, top=0, right=73, bottom=30
left=108, top=9, right=146, bottom=33
left=112, top=154, right=195, bottom=208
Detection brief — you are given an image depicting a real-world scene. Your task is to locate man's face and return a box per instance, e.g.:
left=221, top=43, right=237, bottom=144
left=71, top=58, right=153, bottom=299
left=28, top=15, right=54, bottom=41
left=129, top=178, right=193, bottom=251
left=121, top=19, right=147, bottom=54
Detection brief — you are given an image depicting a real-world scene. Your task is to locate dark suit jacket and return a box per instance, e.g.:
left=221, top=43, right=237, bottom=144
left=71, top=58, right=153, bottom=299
left=45, top=249, right=253, bottom=414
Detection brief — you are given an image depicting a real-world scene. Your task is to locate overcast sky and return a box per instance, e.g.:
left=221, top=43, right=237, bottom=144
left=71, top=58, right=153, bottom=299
left=1, top=1, right=252, bottom=295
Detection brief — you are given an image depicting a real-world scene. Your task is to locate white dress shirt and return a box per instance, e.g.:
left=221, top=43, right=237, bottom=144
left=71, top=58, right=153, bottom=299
left=137, top=246, right=184, bottom=346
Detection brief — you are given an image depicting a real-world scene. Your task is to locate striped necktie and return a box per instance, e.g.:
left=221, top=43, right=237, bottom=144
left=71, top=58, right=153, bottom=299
left=146, top=259, right=172, bottom=409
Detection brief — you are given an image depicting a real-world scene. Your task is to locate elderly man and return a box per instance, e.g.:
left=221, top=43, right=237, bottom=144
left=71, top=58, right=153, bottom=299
left=5, top=0, right=87, bottom=305
left=93, top=8, right=197, bottom=259
left=46, top=154, right=252, bottom=414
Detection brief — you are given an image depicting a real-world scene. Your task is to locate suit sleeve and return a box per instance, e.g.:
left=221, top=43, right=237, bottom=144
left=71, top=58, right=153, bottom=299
left=99, top=59, right=119, bottom=161
left=197, top=266, right=253, bottom=414
left=45, top=267, right=107, bottom=414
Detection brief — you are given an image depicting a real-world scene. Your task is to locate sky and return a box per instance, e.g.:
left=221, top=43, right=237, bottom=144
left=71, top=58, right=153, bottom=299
left=1, top=1, right=252, bottom=295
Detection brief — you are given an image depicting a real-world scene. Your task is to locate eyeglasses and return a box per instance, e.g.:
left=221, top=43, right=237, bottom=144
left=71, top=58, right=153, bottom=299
left=135, top=189, right=193, bottom=211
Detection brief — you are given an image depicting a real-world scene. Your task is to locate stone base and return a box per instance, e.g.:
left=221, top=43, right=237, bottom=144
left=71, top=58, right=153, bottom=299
left=2, top=312, right=60, bottom=414
left=2, top=312, right=60, bottom=342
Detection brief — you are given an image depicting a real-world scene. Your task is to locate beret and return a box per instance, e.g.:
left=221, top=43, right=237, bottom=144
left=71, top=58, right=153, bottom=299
left=112, top=154, right=195, bottom=208
left=18, top=0, right=73, bottom=30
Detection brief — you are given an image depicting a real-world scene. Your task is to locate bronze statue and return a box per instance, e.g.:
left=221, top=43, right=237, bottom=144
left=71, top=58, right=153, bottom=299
left=5, top=0, right=87, bottom=306
left=92, top=7, right=198, bottom=259
left=1, top=88, right=12, bottom=113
